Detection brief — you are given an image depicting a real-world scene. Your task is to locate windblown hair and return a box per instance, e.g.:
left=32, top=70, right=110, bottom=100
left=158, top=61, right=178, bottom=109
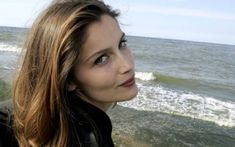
left=12, top=1, right=118, bottom=146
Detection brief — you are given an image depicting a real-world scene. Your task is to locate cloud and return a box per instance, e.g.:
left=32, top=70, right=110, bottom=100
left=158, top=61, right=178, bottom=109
left=131, top=5, right=235, bottom=21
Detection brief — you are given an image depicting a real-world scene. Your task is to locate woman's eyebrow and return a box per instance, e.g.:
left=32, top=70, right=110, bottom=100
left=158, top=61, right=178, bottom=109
left=120, top=32, right=125, bottom=42
left=85, top=32, right=125, bottom=62
left=84, top=48, right=110, bottom=63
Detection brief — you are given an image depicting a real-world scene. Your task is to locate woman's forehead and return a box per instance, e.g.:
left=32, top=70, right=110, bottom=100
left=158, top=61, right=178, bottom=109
left=79, top=15, right=122, bottom=62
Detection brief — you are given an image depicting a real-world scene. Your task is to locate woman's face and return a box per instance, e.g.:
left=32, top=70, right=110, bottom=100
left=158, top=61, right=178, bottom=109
left=71, top=14, right=138, bottom=110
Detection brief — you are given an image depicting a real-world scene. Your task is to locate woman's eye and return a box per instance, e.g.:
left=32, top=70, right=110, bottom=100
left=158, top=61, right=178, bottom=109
left=119, top=39, right=127, bottom=49
left=94, top=55, right=109, bottom=65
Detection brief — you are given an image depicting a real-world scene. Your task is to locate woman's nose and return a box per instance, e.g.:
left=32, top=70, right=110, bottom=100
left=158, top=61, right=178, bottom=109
left=117, top=51, right=133, bottom=74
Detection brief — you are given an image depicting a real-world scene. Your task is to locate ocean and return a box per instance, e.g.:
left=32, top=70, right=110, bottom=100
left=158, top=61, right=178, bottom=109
left=123, top=36, right=235, bottom=127
left=0, top=26, right=235, bottom=146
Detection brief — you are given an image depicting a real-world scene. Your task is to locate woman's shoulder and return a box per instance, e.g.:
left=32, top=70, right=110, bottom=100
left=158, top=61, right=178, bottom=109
left=0, top=99, right=13, bottom=131
left=0, top=99, right=13, bottom=125
left=0, top=99, right=18, bottom=147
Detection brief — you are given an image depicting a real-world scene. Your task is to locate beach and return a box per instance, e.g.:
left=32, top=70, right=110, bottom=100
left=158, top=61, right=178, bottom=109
left=1, top=26, right=235, bottom=146
left=109, top=105, right=235, bottom=147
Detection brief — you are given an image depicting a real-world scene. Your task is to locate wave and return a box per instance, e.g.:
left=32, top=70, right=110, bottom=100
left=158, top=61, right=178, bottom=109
left=135, top=71, right=206, bottom=84
left=135, top=72, right=235, bottom=100
left=0, top=65, right=14, bottom=70
left=119, top=83, right=235, bottom=127
left=0, top=43, right=21, bottom=52
left=135, top=72, right=157, bottom=81
left=135, top=72, right=194, bottom=84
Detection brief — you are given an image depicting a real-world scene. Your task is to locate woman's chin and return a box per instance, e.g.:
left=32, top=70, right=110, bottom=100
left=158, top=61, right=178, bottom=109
left=120, top=85, right=138, bottom=102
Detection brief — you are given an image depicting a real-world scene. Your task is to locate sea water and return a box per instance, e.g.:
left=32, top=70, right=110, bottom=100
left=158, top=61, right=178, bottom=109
left=119, top=36, right=235, bottom=128
left=0, top=27, right=24, bottom=81
left=1, top=26, right=235, bottom=146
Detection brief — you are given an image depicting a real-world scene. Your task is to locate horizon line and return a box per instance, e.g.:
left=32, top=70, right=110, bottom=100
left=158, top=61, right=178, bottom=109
left=0, top=25, right=234, bottom=46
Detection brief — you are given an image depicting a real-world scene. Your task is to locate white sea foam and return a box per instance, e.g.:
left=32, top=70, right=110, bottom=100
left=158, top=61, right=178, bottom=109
left=0, top=65, right=14, bottom=70
left=135, top=72, right=156, bottom=81
left=119, top=82, right=235, bottom=127
left=0, top=43, right=21, bottom=53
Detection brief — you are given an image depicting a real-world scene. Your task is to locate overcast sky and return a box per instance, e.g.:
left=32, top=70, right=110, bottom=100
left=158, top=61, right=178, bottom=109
left=0, top=0, right=235, bottom=45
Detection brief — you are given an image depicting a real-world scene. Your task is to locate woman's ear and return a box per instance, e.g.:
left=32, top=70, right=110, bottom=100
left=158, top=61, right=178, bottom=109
left=68, top=82, right=77, bottom=91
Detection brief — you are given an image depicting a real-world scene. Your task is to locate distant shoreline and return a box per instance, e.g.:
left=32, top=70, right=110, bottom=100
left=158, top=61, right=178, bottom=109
left=1, top=26, right=234, bottom=46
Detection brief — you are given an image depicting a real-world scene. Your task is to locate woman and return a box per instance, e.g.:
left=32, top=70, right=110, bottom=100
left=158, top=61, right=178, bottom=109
left=11, top=0, right=138, bottom=146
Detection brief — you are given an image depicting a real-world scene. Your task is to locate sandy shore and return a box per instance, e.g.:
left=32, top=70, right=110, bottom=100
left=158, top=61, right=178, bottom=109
left=108, top=105, right=235, bottom=147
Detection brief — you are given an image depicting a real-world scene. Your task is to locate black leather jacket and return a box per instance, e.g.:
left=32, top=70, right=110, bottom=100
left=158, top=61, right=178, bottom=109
left=0, top=97, right=114, bottom=147
left=0, top=100, right=18, bottom=147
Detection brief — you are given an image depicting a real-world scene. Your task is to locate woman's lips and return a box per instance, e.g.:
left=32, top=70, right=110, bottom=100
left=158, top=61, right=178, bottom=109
left=119, top=75, right=135, bottom=87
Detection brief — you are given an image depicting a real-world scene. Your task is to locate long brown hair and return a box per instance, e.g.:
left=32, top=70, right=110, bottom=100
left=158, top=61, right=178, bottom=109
left=13, top=1, right=118, bottom=146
